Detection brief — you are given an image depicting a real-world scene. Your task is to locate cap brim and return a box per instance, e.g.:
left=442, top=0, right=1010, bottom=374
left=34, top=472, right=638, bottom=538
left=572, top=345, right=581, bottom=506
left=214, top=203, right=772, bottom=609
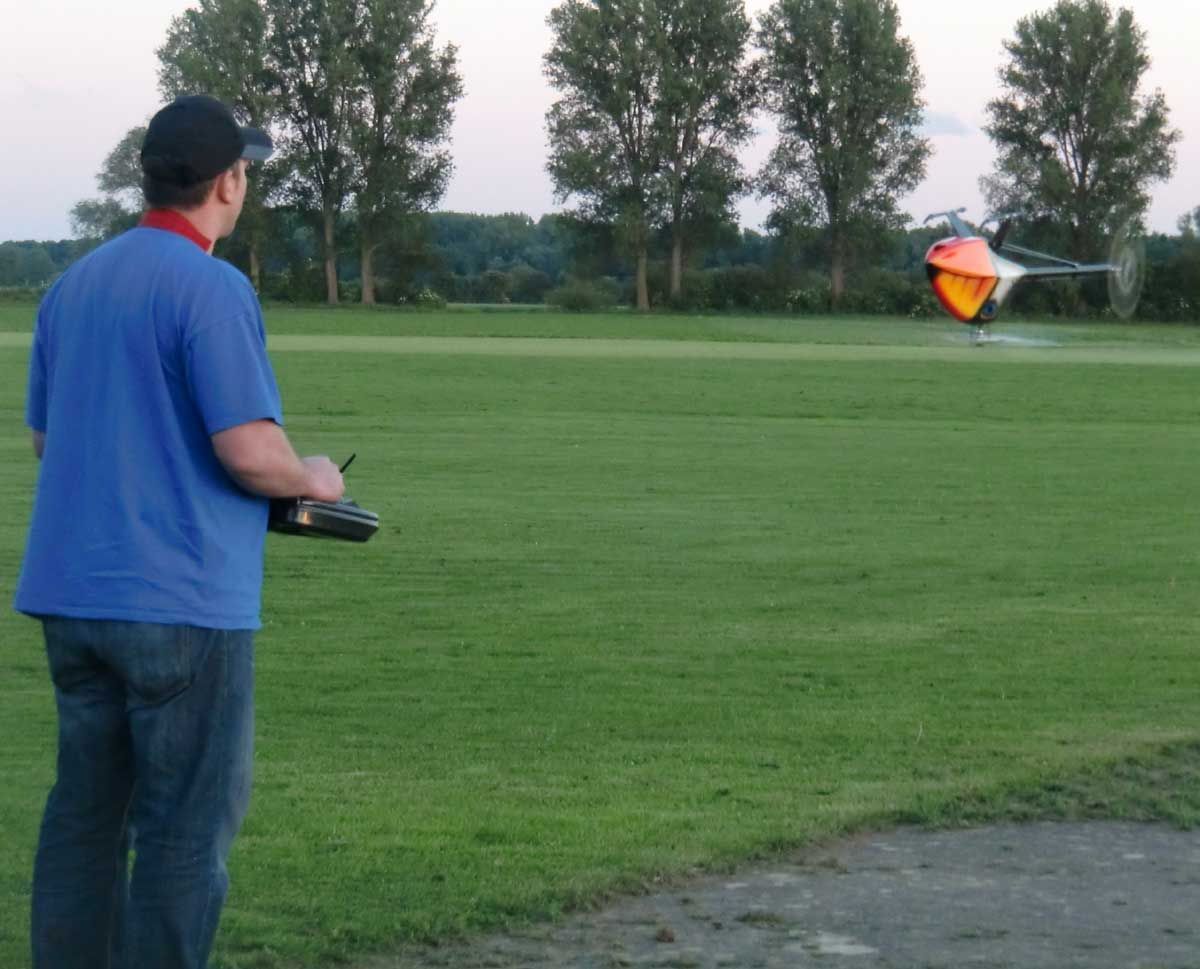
left=240, top=126, right=273, bottom=163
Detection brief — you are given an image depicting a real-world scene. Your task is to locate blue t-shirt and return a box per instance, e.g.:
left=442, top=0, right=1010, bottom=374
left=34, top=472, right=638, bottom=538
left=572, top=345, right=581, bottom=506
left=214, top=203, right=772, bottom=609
left=14, top=225, right=284, bottom=629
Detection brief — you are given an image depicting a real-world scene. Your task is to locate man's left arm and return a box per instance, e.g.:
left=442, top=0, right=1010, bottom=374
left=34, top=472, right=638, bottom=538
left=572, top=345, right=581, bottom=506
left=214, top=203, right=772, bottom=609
left=28, top=306, right=48, bottom=461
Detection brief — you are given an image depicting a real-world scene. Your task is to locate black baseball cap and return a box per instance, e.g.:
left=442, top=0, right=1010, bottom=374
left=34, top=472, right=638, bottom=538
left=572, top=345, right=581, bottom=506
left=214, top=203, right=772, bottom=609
left=141, top=95, right=273, bottom=187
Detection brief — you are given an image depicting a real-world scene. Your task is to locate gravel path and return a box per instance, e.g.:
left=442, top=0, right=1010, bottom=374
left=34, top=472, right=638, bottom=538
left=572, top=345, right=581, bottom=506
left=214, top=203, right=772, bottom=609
left=366, top=821, right=1200, bottom=969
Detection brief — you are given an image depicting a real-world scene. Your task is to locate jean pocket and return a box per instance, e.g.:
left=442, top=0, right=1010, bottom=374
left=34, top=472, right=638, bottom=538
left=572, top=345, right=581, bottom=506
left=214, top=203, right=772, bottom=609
left=111, top=622, right=198, bottom=708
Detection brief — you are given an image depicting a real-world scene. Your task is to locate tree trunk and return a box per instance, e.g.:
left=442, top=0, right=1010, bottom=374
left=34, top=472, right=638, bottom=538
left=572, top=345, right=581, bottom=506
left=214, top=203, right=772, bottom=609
left=361, top=235, right=376, bottom=305
left=323, top=202, right=338, bottom=305
left=829, top=226, right=845, bottom=310
left=670, top=232, right=684, bottom=301
left=636, top=246, right=650, bottom=311
left=1069, top=217, right=1090, bottom=263
left=249, top=242, right=262, bottom=294
left=670, top=160, right=684, bottom=300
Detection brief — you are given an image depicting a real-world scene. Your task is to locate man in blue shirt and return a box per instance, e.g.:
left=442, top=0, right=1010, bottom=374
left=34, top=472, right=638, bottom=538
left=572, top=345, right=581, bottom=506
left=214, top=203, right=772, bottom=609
left=16, top=95, right=345, bottom=969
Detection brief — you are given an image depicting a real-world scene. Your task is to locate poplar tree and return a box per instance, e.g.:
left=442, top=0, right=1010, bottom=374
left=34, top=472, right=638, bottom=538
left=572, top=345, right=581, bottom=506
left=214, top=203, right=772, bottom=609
left=545, top=0, right=660, bottom=310
left=545, top=0, right=756, bottom=310
left=266, top=0, right=359, bottom=304
left=348, top=0, right=461, bottom=304
left=158, top=0, right=278, bottom=289
left=69, top=127, right=146, bottom=242
left=757, top=0, right=929, bottom=308
left=649, top=0, right=756, bottom=300
left=982, top=0, right=1179, bottom=261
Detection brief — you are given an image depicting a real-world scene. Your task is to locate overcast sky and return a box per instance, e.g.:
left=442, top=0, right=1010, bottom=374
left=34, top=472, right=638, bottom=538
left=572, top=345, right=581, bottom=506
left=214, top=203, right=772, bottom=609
left=1, top=0, right=1195, bottom=242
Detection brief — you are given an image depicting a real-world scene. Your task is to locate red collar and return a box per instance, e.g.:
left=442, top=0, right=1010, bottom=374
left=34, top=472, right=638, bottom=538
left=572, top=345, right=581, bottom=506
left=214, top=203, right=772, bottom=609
left=139, top=209, right=213, bottom=252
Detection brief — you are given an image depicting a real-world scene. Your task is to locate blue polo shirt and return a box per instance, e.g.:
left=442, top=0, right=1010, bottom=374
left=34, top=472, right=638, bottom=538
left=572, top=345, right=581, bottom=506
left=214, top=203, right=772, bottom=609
left=14, top=221, right=283, bottom=629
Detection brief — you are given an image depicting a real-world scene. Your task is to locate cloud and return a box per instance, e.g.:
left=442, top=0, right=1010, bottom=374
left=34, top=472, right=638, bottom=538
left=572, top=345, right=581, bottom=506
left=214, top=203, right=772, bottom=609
left=921, top=111, right=973, bottom=137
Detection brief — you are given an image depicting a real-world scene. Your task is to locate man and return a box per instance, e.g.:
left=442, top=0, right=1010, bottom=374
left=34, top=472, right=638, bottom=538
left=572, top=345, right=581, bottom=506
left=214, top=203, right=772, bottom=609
left=15, top=94, right=344, bottom=969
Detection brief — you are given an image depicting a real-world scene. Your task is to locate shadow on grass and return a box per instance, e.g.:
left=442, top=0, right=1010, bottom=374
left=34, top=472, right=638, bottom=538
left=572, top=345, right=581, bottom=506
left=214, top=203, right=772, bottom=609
left=898, top=739, right=1200, bottom=831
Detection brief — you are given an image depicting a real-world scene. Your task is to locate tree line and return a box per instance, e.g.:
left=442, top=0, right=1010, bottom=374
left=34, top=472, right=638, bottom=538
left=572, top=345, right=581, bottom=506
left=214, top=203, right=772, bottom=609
left=10, top=209, right=1200, bottom=321
left=45, top=0, right=1190, bottom=317
left=70, top=0, right=462, bottom=306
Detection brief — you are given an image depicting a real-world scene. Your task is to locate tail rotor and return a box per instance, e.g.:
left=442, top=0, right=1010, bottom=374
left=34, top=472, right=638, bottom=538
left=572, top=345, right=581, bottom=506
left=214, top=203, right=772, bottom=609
left=1107, top=219, right=1145, bottom=320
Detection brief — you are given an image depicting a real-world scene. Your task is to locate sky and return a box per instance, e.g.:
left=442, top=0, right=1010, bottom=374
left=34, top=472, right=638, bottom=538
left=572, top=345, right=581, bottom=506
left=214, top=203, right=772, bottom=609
left=1, top=0, right=1196, bottom=242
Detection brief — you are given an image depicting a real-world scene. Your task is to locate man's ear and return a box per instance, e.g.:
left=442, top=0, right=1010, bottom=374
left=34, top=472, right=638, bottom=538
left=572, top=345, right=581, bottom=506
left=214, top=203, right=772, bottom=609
left=215, top=164, right=242, bottom=204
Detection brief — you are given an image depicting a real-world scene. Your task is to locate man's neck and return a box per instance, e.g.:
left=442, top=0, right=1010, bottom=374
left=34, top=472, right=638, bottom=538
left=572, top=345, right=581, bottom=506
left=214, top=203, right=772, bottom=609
left=147, top=207, right=221, bottom=254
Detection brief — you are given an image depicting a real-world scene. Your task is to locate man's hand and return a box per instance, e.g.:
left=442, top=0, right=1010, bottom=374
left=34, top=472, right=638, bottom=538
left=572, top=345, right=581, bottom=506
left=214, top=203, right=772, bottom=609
left=300, top=456, right=345, bottom=503
left=212, top=420, right=345, bottom=500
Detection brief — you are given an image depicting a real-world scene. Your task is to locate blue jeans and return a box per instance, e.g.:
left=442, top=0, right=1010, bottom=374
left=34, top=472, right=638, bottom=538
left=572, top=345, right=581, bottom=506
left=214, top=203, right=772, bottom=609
left=31, top=618, right=254, bottom=969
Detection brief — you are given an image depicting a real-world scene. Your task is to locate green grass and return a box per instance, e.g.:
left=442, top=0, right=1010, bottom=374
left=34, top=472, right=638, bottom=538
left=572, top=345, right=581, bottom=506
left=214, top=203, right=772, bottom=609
left=3, top=308, right=1200, bottom=967
left=4, top=298, right=1200, bottom=348
left=0, top=304, right=36, bottom=331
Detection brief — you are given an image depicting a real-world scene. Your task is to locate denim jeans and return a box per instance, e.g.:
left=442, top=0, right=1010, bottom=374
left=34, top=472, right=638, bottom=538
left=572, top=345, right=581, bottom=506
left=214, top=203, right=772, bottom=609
left=31, top=618, right=254, bottom=969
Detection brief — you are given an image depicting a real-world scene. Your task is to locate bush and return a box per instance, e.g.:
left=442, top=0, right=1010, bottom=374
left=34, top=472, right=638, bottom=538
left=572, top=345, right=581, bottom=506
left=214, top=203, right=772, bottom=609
left=667, top=269, right=713, bottom=312
left=784, top=271, right=831, bottom=314
left=906, top=287, right=944, bottom=319
left=0, top=285, right=48, bottom=303
left=546, top=278, right=616, bottom=312
left=628, top=264, right=794, bottom=313
left=478, top=269, right=511, bottom=304
left=838, top=268, right=945, bottom=317
left=705, top=264, right=774, bottom=311
left=838, top=269, right=885, bottom=314
left=412, top=287, right=447, bottom=309
left=261, top=267, right=327, bottom=303
left=1138, top=251, right=1200, bottom=322
left=509, top=265, right=555, bottom=304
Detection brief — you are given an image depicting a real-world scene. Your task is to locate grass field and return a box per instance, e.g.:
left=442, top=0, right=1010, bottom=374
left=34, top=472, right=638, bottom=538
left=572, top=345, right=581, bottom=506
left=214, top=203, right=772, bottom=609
left=2, top=305, right=1199, bottom=968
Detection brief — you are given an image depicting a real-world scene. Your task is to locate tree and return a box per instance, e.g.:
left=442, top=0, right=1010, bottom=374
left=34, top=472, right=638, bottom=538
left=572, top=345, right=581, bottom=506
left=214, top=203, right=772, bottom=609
left=0, top=245, right=19, bottom=285
left=0, top=243, right=61, bottom=286
left=266, top=0, right=359, bottom=304
left=545, top=0, right=661, bottom=310
left=21, top=246, right=57, bottom=284
left=1178, top=207, right=1200, bottom=240
left=545, top=0, right=757, bottom=310
left=348, top=0, right=462, bottom=304
left=69, top=198, right=140, bottom=243
left=95, top=126, right=149, bottom=204
left=756, top=0, right=929, bottom=308
left=981, top=0, right=1179, bottom=262
left=650, top=0, right=756, bottom=300
left=69, top=127, right=147, bottom=243
left=158, top=0, right=280, bottom=290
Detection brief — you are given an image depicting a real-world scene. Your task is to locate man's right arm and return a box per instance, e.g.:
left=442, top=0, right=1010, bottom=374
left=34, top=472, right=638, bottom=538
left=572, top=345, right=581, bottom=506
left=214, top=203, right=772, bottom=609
left=212, top=420, right=344, bottom=501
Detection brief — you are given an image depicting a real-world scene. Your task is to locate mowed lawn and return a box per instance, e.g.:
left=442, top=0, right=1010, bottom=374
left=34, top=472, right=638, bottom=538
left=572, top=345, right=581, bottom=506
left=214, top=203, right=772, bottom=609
left=2, top=306, right=1199, bottom=967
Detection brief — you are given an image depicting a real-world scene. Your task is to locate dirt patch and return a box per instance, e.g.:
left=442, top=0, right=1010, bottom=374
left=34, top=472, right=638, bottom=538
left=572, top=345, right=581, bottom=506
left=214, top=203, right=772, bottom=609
left=364, top=821, right=1200, bottom=968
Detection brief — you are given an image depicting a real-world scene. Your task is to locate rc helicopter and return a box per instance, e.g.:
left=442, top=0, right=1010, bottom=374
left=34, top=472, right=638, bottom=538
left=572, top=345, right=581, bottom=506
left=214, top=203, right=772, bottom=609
left=923, top=208, right=1145, bottom=344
